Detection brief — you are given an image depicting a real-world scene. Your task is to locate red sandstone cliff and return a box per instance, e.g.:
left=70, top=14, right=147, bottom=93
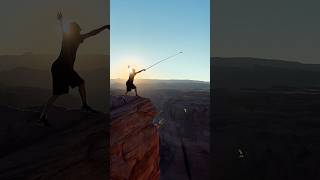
left=110, top=96, right=160, bottom=180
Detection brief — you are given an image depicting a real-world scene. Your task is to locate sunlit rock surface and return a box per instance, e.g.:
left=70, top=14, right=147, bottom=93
left=110, top=96, right=160, bottom=180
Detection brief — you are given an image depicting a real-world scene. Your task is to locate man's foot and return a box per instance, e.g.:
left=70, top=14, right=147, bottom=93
left=37, top=114, right=52, bottom=127
left=82, top=105, right=98, bottom=113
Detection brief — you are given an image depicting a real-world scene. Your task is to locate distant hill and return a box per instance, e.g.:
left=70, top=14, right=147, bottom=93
left=212, top=57, right=320, bottom=89
left=0, top=54, right=109, bottom=110
left=0, top=54, right=109, bottom=71
left=0, top=85, right=79, bottom=108
left=111, top=79, right=209, bottom=91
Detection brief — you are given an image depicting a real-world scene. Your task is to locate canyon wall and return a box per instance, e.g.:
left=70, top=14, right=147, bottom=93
left=111, top=96, right=160, bottom=180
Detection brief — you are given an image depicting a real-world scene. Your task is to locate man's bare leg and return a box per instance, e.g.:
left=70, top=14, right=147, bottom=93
left=135, top=88, right=138, bottom=96
left=79, top=82, right=97, bottom=112
left=78, top=82, right=88, bottom=106
left=40, top=95, right=59, bottom=119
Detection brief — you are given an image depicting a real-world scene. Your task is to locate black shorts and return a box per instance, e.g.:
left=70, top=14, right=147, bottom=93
left=51, top=61, right=84, bottom=95
left=126, top=80, right=136, bottom=92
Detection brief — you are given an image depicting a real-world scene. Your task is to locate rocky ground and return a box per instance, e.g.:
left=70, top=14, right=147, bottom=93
left=0, top=106, right=107, bottom=180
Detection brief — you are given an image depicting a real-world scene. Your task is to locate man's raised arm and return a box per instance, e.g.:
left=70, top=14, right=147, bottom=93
left=136, top=69, right=146, bottom=74
left=81, top=25, right=110, bottom=40
left=57, top=12, right=64, bottom=31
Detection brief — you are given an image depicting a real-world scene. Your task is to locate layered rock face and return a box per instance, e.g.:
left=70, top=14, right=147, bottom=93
left=110, top=96, right=160, bottom=180
left=0, top=106, right=107, bottom=180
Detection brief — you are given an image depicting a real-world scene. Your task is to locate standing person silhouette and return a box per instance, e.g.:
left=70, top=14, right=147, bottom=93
left=125, top=68, right=146, bottom=96
left=39, top=12, right=109, bottom=126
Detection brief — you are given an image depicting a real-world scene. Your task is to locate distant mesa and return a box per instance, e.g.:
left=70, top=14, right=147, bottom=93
left=212, top=57, right=320, bottom=90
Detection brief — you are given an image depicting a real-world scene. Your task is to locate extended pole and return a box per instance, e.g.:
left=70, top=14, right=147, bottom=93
left=145, top=51, right=183, bottom=70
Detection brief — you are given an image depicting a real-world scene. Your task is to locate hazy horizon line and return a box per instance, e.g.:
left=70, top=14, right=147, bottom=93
left=0, top=52, right=109, bottom=56
left=110, top=78, right=210, bottom=83
left=211, top=56, right=320, bottom=64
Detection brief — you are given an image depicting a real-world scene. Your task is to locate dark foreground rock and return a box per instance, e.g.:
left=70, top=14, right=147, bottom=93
left=212, top=89, right=320, bottom=180
left=0, top=106, right=107, bottom=180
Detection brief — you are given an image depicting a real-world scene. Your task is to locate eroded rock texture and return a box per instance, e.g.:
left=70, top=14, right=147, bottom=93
left=110, top=96, right=160, bottom=180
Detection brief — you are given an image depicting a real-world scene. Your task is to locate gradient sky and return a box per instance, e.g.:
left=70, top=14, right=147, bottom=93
left=213, top=0, right=320, bottom=63
left=110, top=0, right=210, bottom=81
left=0, top=0, right=109, bottom=55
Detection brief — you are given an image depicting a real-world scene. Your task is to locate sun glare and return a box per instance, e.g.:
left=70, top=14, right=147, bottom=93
left=62, top=22, right=69, bottom=33
left=128, top=66, right=133, bottom=74
left=62, top=19, right=74, bottom=33
left=111, top=54, right=150, bottom=79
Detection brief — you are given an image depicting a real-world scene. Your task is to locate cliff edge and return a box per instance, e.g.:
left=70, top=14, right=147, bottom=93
left=110, top=96, right=160, bottom=180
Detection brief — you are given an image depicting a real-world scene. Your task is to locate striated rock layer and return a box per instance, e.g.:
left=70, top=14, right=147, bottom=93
left=111, top=96, right=160, bottom=180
